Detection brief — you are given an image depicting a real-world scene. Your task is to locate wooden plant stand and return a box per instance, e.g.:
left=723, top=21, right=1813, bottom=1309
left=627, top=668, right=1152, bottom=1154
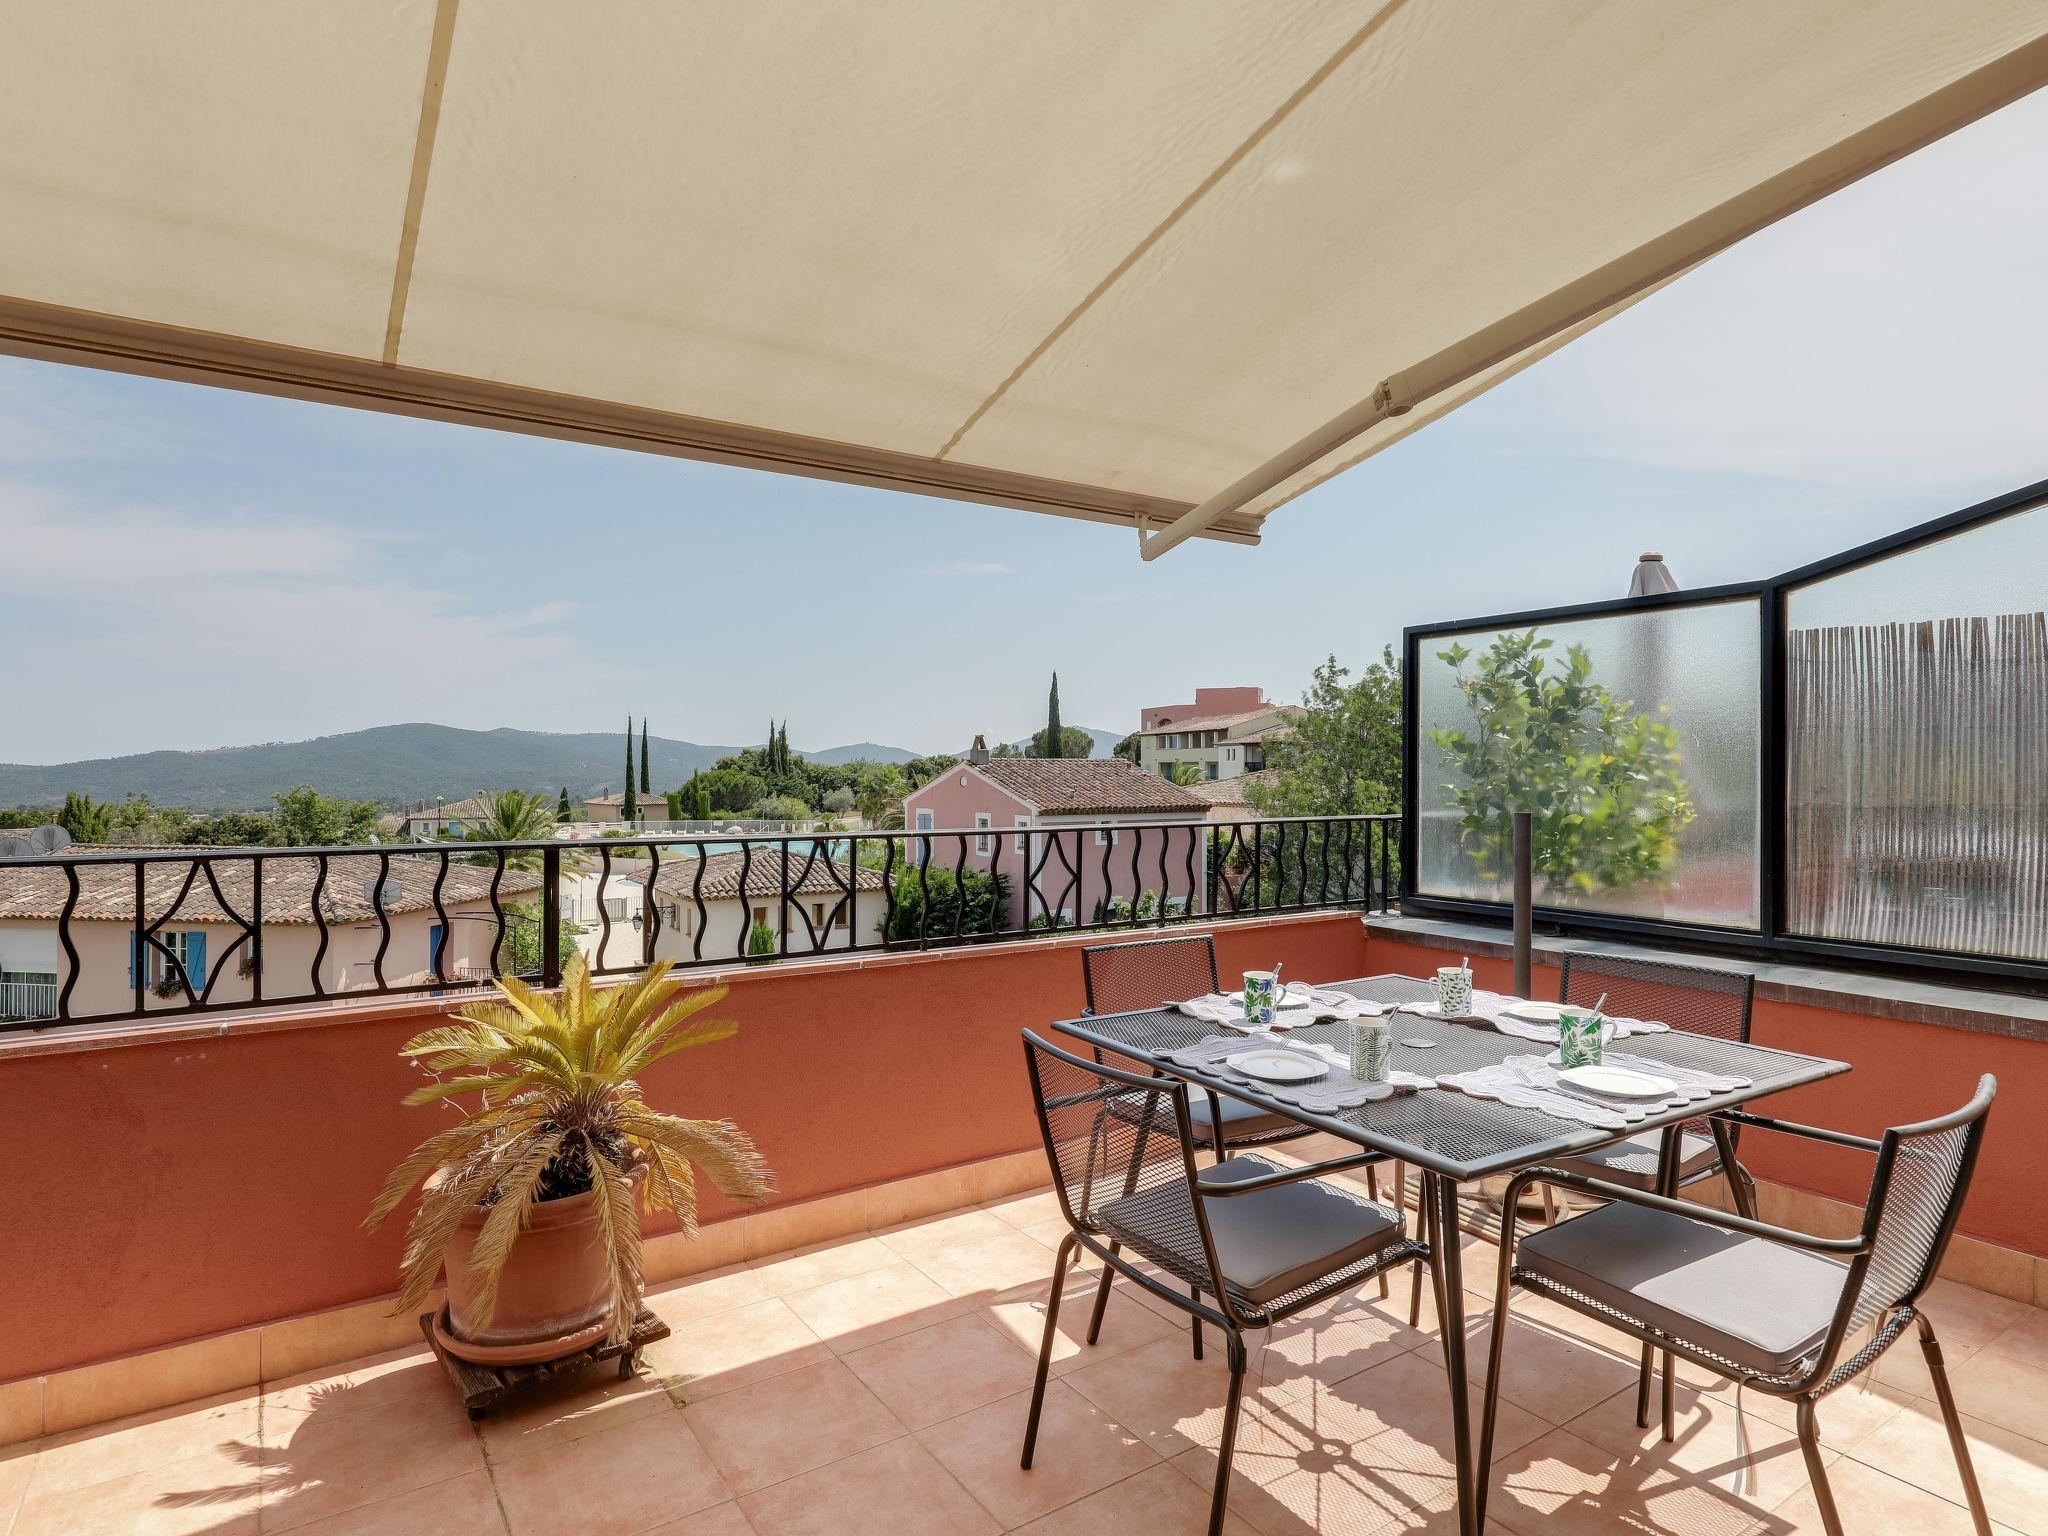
left=418, top=1308, right=671, bottom=1420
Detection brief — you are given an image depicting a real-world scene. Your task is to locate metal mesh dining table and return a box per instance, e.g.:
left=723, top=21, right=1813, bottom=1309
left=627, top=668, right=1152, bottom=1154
left=1052, top=971, right=1849, bottom=1536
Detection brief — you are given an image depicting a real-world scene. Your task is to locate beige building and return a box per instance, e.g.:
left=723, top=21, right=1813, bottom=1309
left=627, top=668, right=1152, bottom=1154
left=1181, top=768, right=1280, bottom=822
left=0, top=850, right=541, bottom=1022
left=633, top=849, right=890, bottom=963
left=1137, top=702, right=1298, bottom=783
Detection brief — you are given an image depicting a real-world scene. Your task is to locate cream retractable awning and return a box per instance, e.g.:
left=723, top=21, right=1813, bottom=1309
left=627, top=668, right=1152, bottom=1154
left=3, top=3, right=2046, bottom=556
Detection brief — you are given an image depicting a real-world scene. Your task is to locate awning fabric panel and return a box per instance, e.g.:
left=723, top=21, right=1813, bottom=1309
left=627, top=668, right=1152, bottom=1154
left=1, top=1, right=2044, bottom=548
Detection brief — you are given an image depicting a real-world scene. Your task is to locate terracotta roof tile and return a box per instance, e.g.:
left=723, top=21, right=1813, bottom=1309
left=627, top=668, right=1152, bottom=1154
left=644, top=848, right=885, bottom=900
left=973, top=758, right=1205, bottom=815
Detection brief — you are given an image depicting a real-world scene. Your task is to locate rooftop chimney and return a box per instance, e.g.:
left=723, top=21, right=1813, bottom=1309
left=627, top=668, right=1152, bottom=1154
left=968, top=734, right=989, bottom=766
left=1627, top=551, right=1679, bottom=598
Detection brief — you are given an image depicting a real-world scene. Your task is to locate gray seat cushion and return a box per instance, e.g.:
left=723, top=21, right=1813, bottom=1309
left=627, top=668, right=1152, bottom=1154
left=1549, top=1130, right=1720, bottom=1189
left=1519, top=1201, right=1847, bottom=1376
left=1187, top=1091, right=1300, bottom=1145
left=1099, top=1156, right=1405, bottom=1306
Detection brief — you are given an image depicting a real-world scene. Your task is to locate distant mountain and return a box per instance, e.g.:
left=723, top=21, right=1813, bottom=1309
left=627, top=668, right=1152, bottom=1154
left=0, top=724, right=927, bottom=811
left=803, top=742, right=920, bottom=766
left=957, top=726, right=1121, bottom=759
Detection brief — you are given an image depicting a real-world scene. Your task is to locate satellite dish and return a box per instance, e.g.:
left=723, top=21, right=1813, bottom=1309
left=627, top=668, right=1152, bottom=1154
left=26, top=825, right=71, bottom=854
left=0, top=837, right=31, bottom=858
left=361, top=876, right=403, bottom=908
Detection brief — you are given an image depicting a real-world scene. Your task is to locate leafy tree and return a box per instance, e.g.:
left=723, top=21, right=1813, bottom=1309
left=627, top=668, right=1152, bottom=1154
left=1042, top=673, right=1064, bottom=757
left=96, top=794, right=196, bottom=845
left=57, top=791, right=113, bottom=843
left=880, top=867, right=1012, bottom=942
left=271, top=786, right=380, bottom=846
left=854, top=764, right=907, bottom=827
left=745, top=918, right=778, bottom=964
left=557, top=786, right=572, bottom=823
left=898, top=754, right=959, bottom=790
left=1427, top=630, right=1694, bottom=896
left=697, top=768, right=767, bottom=813
left=822, top=786, right=856, bottom=815
left=1113, top=731, right=1141, bottom=763
left=183, top=810, right=279, bottom=846
left=504, top=899, right=579, bottom=975
left=1163, top=762, right=1203, bottom=787
left=640, top=718, right=651, bottom=794
left=752, top=794, right=812, bottom=821
left=1248, top=650, right=1403, bottom=819
left=992, top=741, right=1022, bottom=758
left=688, top=781, right=713, bottom=820
left=1030, top=725, right=1094, bottom=759
left=463, top=789, right=558, bottom=869
left=664, top=789, right=683, bottom=819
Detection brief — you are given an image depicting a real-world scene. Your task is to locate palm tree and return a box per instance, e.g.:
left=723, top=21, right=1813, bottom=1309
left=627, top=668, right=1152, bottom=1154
left=465, top=789, right=561, bottom=867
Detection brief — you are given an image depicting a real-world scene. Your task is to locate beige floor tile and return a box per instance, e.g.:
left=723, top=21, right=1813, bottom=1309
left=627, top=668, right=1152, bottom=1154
left=875, top=1209, right=1015, bottom=1265
left=978, top=1277, right=1175, bottom=1377
left=42, top=1330, right=262, bottom=1436
left=279, top=1469, right=505, bottom=1535
left=911, top=1228, right=1071, bottom=1300
left=1982, top=1307, right=2048, bottom=1376
left=0, top=1377, right=42, bottom=1449
left=260, top=1348, right=443, bottom=1425
left=0, top=1443, right=37, bottom=1528
left=259, top=1389, right=484, bottom=1533
left=739, top=1436, right=997, bottom=1536
left=1482, top=1425, right=1769, bottom=1536
left=982, top=1188, right=1067, bottom=1231
left=1063, top=1334, right=1266, bottom=1458
left=475, top=1364, right=674, bottom=1464
left=1767, top=1452, right=2009, bottom=1536
left=916, top=1381, right=1158, bottom=1529
left=682, top=1358, right=904, bottom=1495
left=841, top=1314, right=1037, bottom=1431
left=1946, top=1349, right=2048, bottom=1442
left=1561, top=1382, right=1830, bottom=1514
left=491, top=1410, right=728, bottom=1536
left=258, top=1299, right=432, bottom=1387
left=1461, top=1305, right=1643, bottom=1426
left=1169, top=1442, right=1462, bottom=1536
left=743, top=1191, right=870, bottom=1261
left=645, top=1264, right=778, bottom=1325
left=865, top=1166, right=981, bottom=1232
left=747, top=1236, right=899, bottom=1297
left=33, top=1390, right=260, bottom=1495
left=644, top=1503, right=756, bottom=1536
left=1015, top=1460, right=1261, bottom=1535
left=641, top=1297, right=831, bottom=1402
left=1314, top=1349, right=1550, bottom=1471
left=1704, top=1375, right=1909, bottom=1455
left=780, top=1263, right=963, bottom=1353
left=12, top=1447, right=263, bottom=1536
left=1849, top=1397, right=2048, bottom=1535
left=1258, top=1295, right=1433, bottom=1399
left=1921, top=1279, right=2033, bottom=1354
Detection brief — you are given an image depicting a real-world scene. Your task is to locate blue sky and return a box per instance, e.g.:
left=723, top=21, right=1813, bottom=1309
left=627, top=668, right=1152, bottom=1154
left=5, top=89, right=2047, bottom=766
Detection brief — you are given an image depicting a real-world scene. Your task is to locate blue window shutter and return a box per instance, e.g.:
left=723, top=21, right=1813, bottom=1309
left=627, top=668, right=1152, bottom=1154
left=129, top=932, right=139, bottom=989
left=430, top=923, right=446, bottom=970
left=186, top=932, right=206, bottom=990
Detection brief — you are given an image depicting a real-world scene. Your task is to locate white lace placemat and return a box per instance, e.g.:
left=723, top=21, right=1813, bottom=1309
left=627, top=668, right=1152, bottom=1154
left=1160, top=1034, right=1431, bottom=1112
left=1173, top=983, right=1389, bottom=1033
left=1432, top=990, right=1672, bottom=1044
left=1435, top=1051, right=1752, bottom=1128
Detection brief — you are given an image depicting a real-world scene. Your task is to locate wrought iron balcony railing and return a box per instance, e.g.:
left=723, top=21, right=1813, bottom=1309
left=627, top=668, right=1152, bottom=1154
left=0, top=814, right=1399, bottom=1030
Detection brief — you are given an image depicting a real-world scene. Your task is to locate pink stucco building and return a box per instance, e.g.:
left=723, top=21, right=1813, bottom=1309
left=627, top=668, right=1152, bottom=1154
left=900, top=751, right=1208, bottom=928
left=1140, top=685, right=1267, bottom=732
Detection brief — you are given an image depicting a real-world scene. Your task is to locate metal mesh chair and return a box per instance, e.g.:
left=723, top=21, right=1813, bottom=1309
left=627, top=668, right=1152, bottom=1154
left=1081, top=935, right=1318, bottom=1161
left=1555, top=950, right=1760, bottom=1212
left=1020, top=1030, right=1429, bottom=1536
left=1475, top=1075, right=1997, bottom=1536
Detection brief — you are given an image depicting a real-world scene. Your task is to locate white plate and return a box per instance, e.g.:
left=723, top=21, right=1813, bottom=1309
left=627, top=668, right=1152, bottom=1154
left=1226, top=1049, right=1327, bottom=1084
left=1557, top=1064, right=1677, bottom=1099
left=1504, top=1001, right=1571, bottom=1024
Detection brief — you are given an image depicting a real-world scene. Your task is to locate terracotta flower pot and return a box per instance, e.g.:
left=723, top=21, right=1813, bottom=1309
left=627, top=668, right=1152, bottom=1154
left=434, top=1160, right=643, bottom=1366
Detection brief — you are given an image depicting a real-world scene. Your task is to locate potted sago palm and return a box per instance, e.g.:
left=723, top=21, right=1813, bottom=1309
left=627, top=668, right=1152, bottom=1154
left=366, top=956, right=770, bottom=1365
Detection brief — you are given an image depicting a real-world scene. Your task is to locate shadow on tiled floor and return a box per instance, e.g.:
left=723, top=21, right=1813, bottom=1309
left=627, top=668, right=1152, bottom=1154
left=5, top=1178, right=2045, bottom=1535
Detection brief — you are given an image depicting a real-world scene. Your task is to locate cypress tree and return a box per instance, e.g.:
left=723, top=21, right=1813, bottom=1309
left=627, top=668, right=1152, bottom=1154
left=556, top=786, right=571, bottom=822
left=1044, top=674, right=1064, bottom=758
left=623, top=718, right=638, bottom=821
left=640, top=717, right=651, bottom=793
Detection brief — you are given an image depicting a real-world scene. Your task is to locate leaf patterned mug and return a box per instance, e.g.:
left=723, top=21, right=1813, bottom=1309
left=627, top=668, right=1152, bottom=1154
left=1242, top=971, right=1279, bottom=1027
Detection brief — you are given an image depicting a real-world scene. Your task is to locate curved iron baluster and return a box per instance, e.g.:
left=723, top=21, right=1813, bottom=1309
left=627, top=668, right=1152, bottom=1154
left=913, top=834, right=931, bottom=950
left=1125, top=825, right=1144, bottom=928
left=1293, top=820, right=1310, bottom=911
left=1379, top=820, right=1392, bottom=912
left=735, top=841, right=755, bottom=960
left=1021, top=825, right=1052, bottom=929
left=370, top=849, right=393, bottom=991
left=1340, top=817, right=1356, bottom=906
left=690, top=842, right=709, bottom=962
left=140, top=856, right=205, bottom=1008
left=595, top=844, right=616, bottom=973
left=309, top=856, right=332, bottom=998
left=643, top=841, right=663, bottom=965
left=56, top=861, right=81, bottom=1021
left=948, top=833, right=968, bottom=942
left=880, top=834, right=899, bottom=948
left=818, top=835, right=854, bottom=947
left=1181, top=822, right=1197, bottom=921
left=429, top=852, right=451, bottom=986
left=1317, top=819, right=1333, bottom=908
left=194, top=856, right=256, bottom=1008
left=1155, top=826, right=1170, bottom=926
left=248, top=851, right=264, bottom=1004
left=983, top=822, right=1004, bottom=938
left=782, top=840, right=827, bottom=955
left=1095, top=825, right=1114, bottom=927
left=486, top=849, right=507, bottom=979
